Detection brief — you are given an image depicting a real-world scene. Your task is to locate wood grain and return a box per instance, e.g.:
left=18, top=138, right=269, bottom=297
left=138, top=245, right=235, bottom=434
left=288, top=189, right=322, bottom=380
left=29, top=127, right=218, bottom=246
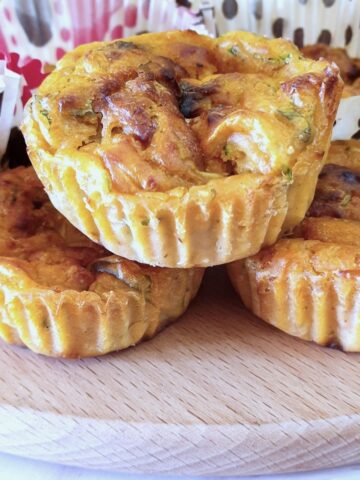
left=0, top=267, right=360, bottom=476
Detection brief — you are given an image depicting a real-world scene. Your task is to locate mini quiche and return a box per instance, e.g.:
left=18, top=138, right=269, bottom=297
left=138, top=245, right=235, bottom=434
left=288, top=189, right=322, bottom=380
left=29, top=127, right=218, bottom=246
left=228, top=140, right=360, bottom=351
left=22, top=30, right=342, bottom=268
left=0, top=167, right=203, bottom=358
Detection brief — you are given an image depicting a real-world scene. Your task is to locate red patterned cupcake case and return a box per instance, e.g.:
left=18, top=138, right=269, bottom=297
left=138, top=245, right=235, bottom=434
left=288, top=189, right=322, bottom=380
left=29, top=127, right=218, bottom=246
left=0, top=0, right=200, bottom=65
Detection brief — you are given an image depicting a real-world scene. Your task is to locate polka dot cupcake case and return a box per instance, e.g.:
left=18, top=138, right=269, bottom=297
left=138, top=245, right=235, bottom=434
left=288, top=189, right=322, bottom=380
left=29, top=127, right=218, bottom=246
left=1, top=0, right=359, bottom=69
left=192, top=0, right=360, bottom=57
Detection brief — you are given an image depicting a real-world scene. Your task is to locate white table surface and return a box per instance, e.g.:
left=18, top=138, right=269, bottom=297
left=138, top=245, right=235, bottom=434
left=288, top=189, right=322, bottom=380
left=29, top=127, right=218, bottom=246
left=1, top=453, right=360, bottom=480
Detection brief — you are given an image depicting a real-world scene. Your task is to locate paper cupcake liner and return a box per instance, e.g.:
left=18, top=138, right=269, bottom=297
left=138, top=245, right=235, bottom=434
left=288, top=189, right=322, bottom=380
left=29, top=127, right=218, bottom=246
left=0, top=0, right=201, bottom=65
left=0, top=257, right=203, bottom=358
left=0, top=56, right=22, bottom=160
left=195, top=0, right=360, bottom=56
left=228, top=239, right=360, bottom=352
left=3, top=1, right=359, bottom=59
left=333, top=96, right=360, bottom=140
left=0, top=52, right=47, bottom=162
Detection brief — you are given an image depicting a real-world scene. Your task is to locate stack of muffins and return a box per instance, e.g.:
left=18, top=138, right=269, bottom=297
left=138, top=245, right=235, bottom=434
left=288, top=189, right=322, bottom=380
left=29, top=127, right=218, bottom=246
left=0, top=30, right=349, bottom=357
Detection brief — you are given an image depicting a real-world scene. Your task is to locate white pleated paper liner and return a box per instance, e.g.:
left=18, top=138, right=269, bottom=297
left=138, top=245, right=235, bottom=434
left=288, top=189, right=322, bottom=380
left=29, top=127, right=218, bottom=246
left=0, top=60, right=22, bottom=159
left=193, top=0, right=360, bottom=56
left=0, top=52, right=48, bottom=163
left=333, top=96, right=360, bottom=140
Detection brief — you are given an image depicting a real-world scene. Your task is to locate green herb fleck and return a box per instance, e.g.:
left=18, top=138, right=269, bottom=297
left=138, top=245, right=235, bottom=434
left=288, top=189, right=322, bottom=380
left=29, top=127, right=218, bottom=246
left=228, top=45, right=240, bottom=56
left=223, top=144, right=230, bottom=156
left=141, top=218, right=150, bottom=226
left=277, top=110, right=301, bottom=121
left=278, top=110, right=312, bottom=143
left=210, top=188, right=217, bottom=199
left=279, top=53, right=291, bottom=64
left=281, top=166, right=293, bottom=183
left=299, top=126, right=312, bottom=143
left=253, top=53, right=291, bottom=65
left=40, top=109, right=52, bottom=124
left=340, top=193, right=352, bottom=207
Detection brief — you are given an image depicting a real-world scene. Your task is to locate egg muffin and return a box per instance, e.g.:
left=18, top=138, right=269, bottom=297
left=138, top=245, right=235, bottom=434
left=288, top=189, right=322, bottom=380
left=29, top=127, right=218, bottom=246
left=22, top=30, right=342, bottom=268
left=228, top=140, right=360, bottom=351
left=0, top=167, right=203, bottom=357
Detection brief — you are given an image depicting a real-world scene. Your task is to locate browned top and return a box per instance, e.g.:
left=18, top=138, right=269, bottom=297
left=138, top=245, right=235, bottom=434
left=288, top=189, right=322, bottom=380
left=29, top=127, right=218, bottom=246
left=302, top=44, right=360, bottom=84
left=25, top=31, right=341, bottom=194
left=298, top=140, right=360, bottom=247
left=308, top=163, right=360, bottom=221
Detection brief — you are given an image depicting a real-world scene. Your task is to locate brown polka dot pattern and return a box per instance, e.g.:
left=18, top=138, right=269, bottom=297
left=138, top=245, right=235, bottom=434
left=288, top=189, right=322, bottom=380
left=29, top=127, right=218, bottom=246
left=222, top=0, right=238, bottom=19
left=317, top=29, right=332, bottom=45
left=293, top=27, right=304, bottom=49
left=15, top=0, right=53, bottom=47
left=345, top=25, right=353, bottom=45
left=272, top=18, right=284, bottom=38
left=323, top=0, right=336, bottom=6
left=175, top=0, right=192, bottom=7
left=251, top=0, right=263, bottom=20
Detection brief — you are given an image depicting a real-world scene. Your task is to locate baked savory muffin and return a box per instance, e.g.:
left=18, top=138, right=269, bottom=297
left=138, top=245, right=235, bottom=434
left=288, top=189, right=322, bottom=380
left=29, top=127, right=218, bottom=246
left=228, top=140, right=360, bottom=351
left=301, top=44, right=360, bottom=97
left=22, top=30, right=342, bottom=268
left=0, top=167, right=203, bottom=357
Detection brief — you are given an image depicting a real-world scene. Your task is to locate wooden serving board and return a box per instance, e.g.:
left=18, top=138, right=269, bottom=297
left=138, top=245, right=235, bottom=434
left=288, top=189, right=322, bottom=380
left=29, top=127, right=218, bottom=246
left=0, top=267, right=360, bottom=477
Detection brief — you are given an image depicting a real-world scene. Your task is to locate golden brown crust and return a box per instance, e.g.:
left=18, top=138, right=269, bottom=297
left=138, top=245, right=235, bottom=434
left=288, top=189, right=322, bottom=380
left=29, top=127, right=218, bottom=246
left=301, top=44, right=360, bottom=84
left=299, top=216, right=360, bottom=247
left=228, top=140, right=360, bottom=351
left=0, top=167, right=204, bottom=357
left=22, top=30, right=342, bottom=267
left=228, top=239, right=360, bottom=350
left=301, top=44, right=360, bottom=98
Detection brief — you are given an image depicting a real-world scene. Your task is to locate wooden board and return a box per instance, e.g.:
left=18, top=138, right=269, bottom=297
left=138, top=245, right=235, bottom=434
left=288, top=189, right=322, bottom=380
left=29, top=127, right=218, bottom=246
left=0, top=266, right=360, bottom=477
